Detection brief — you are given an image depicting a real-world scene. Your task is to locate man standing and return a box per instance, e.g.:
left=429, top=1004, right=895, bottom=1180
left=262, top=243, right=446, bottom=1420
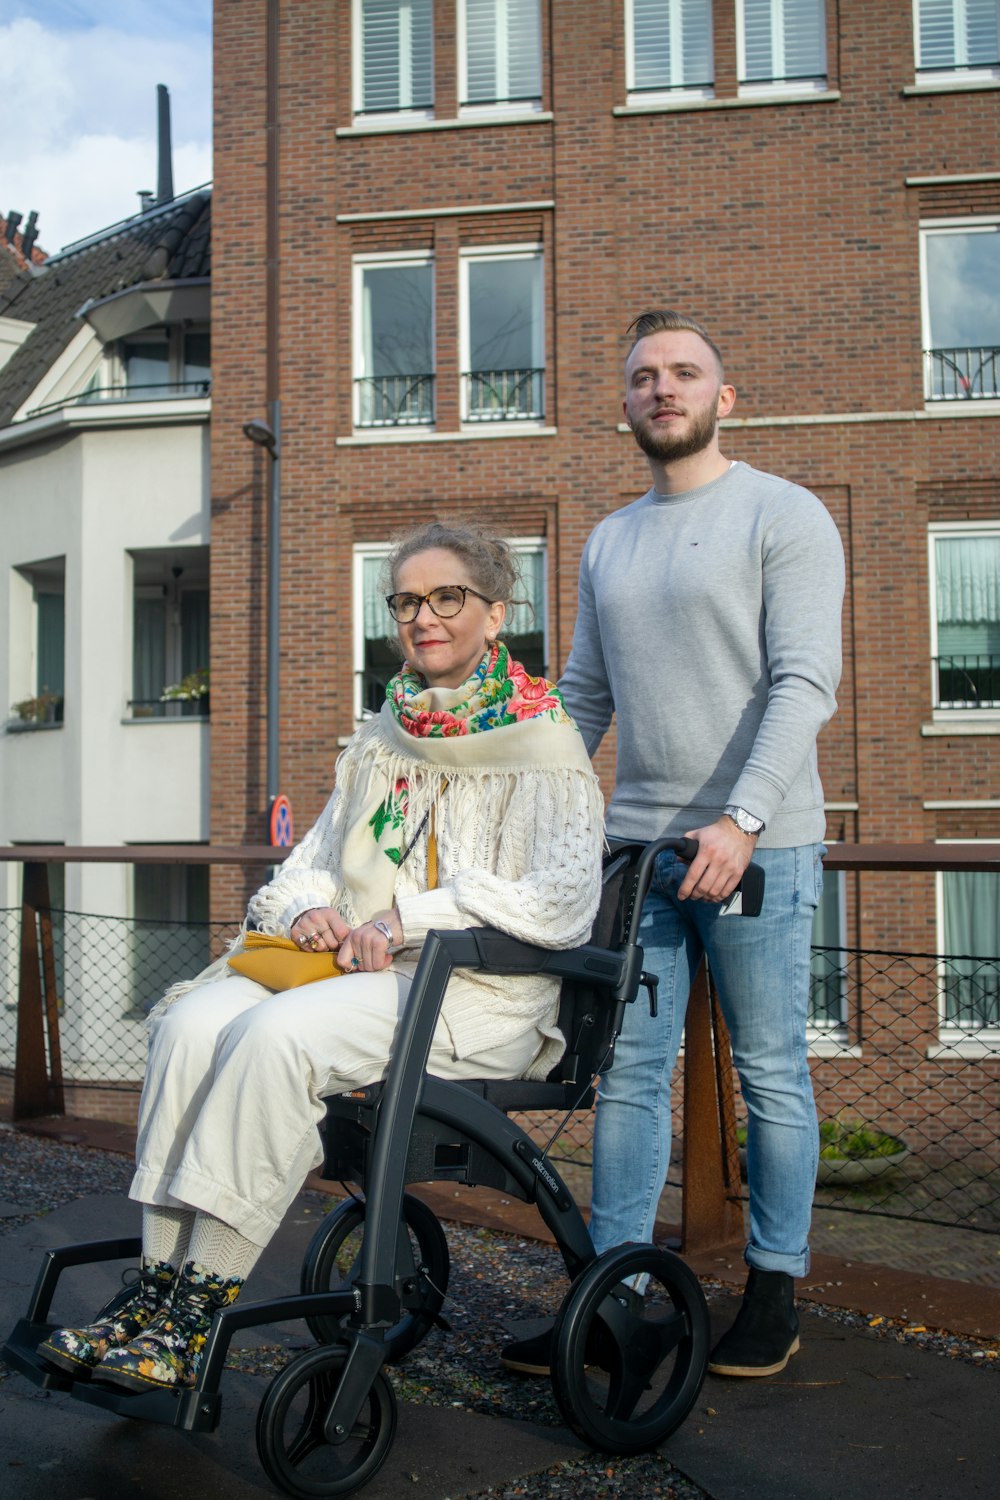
left=502, top=309, right=844, bottom=1378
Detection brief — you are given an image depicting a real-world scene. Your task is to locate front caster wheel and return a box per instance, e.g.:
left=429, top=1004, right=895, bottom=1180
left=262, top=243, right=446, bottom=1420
left=300, top=1193, right=449, bottom=1362
left=256, top=1344, right=397, bottom=1499
left=551, top=1243, right=709, bottom=1454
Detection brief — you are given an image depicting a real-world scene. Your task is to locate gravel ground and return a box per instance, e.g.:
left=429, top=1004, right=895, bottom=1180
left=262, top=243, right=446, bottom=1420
left=1, top=1127, right=997, bottom=1498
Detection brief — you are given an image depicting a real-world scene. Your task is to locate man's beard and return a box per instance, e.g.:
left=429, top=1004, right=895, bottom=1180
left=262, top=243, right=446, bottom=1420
left=631, top=402, right=718, bottom=463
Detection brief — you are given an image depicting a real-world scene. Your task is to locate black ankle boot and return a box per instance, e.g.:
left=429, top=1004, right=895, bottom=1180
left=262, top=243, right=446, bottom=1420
left=707, top=1267, right=799, bottom=1377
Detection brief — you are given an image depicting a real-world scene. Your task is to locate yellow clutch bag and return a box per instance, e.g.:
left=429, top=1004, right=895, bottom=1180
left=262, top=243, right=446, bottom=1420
left=227, top=931, right=346, bottom=990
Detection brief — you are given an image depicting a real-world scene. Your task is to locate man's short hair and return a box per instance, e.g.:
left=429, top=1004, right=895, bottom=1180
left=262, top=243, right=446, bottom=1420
left=626, top=309, right=725, bottom=378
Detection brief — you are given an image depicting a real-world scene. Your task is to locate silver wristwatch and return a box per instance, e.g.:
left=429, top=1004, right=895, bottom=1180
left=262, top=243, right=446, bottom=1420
left=724, top=804, right=765, bottom=837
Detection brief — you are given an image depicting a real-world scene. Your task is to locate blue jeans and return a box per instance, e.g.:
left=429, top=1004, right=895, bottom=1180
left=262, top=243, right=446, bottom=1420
left=589, top=845, right=823, bottom=1278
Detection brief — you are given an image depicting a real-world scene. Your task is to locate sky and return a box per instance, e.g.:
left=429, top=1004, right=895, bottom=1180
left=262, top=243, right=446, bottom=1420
left=0, top=1, right=212, bottom=253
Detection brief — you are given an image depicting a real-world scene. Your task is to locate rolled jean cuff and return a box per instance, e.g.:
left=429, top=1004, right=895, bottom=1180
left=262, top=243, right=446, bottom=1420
left=745, top=1241, right=810, bottom=1279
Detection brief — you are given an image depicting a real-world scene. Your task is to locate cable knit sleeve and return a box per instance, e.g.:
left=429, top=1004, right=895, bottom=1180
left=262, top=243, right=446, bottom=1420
left=398, top=767, right=604, bottom=950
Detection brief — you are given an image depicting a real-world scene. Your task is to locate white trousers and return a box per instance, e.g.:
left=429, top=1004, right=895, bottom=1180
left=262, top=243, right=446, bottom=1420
left=130, top=971, right=540, bottom=1247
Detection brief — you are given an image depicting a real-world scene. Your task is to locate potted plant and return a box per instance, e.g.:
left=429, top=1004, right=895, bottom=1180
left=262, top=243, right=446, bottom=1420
left=736, top=1115, right=908, bottom=1185
left=9, top=688, right=63, bottom=727
left=160, top=667, right=210, bottom=715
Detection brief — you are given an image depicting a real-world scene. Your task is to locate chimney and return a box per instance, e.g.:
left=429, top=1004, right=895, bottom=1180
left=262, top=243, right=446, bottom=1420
left=156, top=84, right=174, bottom=205
left=4, top=209, right=22, bottom=245
left=21, top=211, right=39, bottom=258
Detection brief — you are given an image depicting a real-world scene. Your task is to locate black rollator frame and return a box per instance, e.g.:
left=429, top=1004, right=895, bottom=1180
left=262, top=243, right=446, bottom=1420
left=4, top=837, right=763, bottom=1496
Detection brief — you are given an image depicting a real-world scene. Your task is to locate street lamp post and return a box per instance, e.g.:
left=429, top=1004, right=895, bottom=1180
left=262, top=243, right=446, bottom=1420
left=242, top=404, right=282, bottom=814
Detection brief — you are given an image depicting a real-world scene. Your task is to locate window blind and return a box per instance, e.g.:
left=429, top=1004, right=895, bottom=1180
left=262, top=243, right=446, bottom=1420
left=918, top=0, right=1000, bottom=70
left=742, top=0, right=826, bottom=82
left=361, top=0, right=434, bottom=113
left=631, top=0, right=713, bottom=91
left=464, top=0, right=542, bottom=104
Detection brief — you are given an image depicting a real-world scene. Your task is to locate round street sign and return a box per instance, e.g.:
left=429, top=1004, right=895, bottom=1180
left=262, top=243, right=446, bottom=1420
left=269, top=794, right=294, bottom=847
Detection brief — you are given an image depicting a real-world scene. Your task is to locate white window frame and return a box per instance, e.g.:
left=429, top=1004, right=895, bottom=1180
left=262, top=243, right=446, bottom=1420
left=913, top=0, right=1000, bottom=84
left=352, top=535, right=549, bottom=722
left=458, top=0, right=544, bottom=117
left=736, top=0, right=828, bottom=97
left=352, top=251, right=436, bottom=431
left=459, top=245, right=545, bottom=426
left=352, top=0, right=435, bottom=122
left=625, top=0, right=715, bottom=103
left=935, top=841, right=1000, bottom=1050
left=927, top=522, right=1000, bottom=720
left=919, top=218, right=1000, bottom=405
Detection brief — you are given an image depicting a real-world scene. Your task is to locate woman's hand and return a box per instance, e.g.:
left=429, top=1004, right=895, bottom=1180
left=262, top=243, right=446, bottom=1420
left=291, top=907, right=351, bottom=952
left=337, top=908, right=403, bottom=973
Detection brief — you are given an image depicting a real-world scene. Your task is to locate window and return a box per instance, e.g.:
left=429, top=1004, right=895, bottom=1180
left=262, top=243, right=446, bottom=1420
left=809, top=867, right=847, bottom=1034
left=354, top=256, right=435, bottom=428
left=131, top=861, right=210, bottom=1014
left=915, top=0, right=1000, bottom=80
left=939, top=866, right=1000, bottom=1037
left=461, top=0, right=542, bottom=109
left=738, top=0, right=827, bottom=91
left=130, top=548, right=210, bottom=719
left=9, top=558, right=65, bottom=728
left=118, top=325, right=210, bottom=400
left=353, top=538, right=547, bottom=720
left=356, top=0, right=434, bottom=117
left=626, top=0, right=714, bottom=99
left=921, top=223, right=1000, bottom=400
left=930, top=530, right=1000, bottom=709
left=460, top=249, right=544, bottom=422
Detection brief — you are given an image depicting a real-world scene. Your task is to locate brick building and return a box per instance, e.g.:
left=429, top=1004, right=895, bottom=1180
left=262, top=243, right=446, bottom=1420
left=209, top=0, right=1000, bottom=1105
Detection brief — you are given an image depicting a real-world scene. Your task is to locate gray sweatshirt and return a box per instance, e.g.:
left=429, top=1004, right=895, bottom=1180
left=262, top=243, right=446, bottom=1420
left=559, top=460, right=845, bottom=848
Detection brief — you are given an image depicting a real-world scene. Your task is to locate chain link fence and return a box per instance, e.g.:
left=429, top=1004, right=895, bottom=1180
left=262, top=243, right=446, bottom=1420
left=3, top=908, right=998, bottom=1235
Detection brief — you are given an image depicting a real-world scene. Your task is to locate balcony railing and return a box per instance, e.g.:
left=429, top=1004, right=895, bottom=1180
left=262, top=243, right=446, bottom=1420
left=924, top=346, right=1000, bottom=401
left=355, top=374, right=435, bottom=428
left=463, top=368, right=544, bottom=422
left=933, top=653, right=1000, bottom=709
left=127, top=697, right=210, bottom=721
left=26, top=381, right=212, bottom=420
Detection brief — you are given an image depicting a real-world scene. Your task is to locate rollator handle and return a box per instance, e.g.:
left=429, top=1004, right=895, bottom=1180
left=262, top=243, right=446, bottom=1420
left=641, top=970, right=659, bottom=1018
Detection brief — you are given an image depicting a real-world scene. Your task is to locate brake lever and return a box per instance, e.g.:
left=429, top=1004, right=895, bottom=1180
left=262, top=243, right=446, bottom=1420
left=641, top=971, right=659, bottom=1018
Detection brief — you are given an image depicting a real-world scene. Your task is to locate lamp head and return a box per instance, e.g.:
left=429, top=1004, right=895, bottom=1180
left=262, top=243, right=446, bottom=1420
left=242, top=418, right=278, bottom=455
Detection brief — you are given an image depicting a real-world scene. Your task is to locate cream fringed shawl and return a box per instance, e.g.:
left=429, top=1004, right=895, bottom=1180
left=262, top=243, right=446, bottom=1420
left=150, top=706, right=605, bottom=1077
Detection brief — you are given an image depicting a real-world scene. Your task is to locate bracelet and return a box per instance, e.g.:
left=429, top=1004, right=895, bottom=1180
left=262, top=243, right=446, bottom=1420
left=372, top=919, right=395, bottom=945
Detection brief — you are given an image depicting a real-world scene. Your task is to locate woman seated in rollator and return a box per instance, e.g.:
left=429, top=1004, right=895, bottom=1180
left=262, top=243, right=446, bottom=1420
left=39, top=519, right=604, bottom=1393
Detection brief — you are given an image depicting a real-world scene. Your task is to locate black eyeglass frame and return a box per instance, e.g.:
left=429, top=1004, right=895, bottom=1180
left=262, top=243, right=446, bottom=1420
left=385, top=584, right=495, bottom=623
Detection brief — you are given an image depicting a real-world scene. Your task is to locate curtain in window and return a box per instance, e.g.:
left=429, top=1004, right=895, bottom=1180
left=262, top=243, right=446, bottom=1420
left=464, top=0, right=542, bottom=104
left=742, top=0, right=826, bottom=82
left=37, top=591, right=65, bottom=697
left=361, top=0, right=434, bottom=112
left=918, top=0, right=1000, bottom=70
left=935, top=536, right=1000, bottom=658
left=942, top=870, right=1000, bottom=1027
left=631, top=0, right=714, bottom=90
left=134, top=596, right=167, bottom=703
left=180, top=590, right=210, bottom=677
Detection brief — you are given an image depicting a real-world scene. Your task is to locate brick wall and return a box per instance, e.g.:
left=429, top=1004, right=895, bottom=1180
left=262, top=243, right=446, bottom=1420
left=210, top=1, right=1000, bottom=964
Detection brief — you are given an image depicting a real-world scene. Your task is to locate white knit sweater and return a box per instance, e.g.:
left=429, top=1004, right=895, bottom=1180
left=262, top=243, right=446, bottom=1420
left=246, top=710, right=605, bottom=1077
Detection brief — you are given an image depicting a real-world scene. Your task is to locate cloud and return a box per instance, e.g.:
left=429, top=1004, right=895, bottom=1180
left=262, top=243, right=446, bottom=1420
left=0, top=11, right=212, bottom=251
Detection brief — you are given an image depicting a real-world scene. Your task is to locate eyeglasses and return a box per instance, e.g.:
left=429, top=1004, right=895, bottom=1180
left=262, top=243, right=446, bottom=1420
left=385, top=584, right=494, bottom=623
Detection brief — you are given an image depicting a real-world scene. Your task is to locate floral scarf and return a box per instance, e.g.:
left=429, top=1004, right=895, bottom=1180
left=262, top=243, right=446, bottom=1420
left=370, top=644, right=573, bottom=861
left=387, top=642, right=572, bottom=738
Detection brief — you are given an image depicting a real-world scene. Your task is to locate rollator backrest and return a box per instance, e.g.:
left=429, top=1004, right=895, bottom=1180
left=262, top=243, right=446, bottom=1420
left=544, top=843, right=643, bottom=1092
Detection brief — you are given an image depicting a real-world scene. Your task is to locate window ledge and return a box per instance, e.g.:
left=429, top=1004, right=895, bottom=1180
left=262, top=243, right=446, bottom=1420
left=903, top=79, right=1000, bottom=97
left=808, top=1036, right=860, bottom=1059
left=122, top=715, right=210, bottom=727
left=922, top=398, right=1000, bottom=417
left=921, top=716, right=1000, bottom=736
left=612, top=90, right=840, bottom=117
left=5, top=719, right=63, bottom=734
left=927, top=1038, right=1000, bottom=1060
left=338, top=111, right=552, bottom=137
left=338, top=425, right=557, bottom=446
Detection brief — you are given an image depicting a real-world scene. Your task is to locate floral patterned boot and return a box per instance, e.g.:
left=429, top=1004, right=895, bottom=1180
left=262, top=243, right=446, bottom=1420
left=94, top=1261, right=243, bottom=1392
left=37, top=1260, right=176, bottom=1378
